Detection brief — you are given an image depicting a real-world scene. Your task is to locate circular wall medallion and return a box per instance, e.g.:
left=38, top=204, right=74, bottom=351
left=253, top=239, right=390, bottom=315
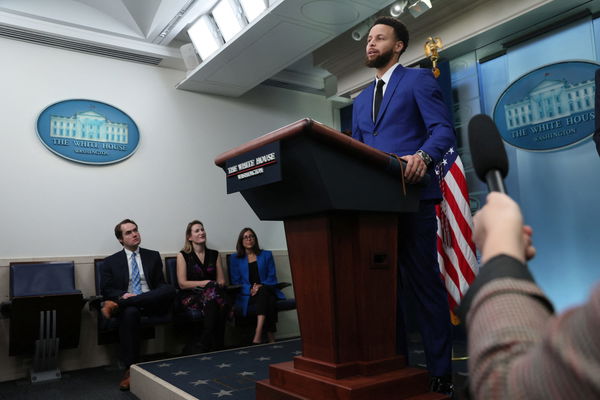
left=493, top=61, right=598, bottom=151
left=36, top=99, right=140, bottom=165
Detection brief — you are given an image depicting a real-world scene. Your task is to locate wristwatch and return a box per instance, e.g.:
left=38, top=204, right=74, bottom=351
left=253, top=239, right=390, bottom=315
left=415, top=150, right=432, bottom=166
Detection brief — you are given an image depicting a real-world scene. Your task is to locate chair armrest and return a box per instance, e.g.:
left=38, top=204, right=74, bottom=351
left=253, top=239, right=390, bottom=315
left=0, top=301, right=11, bottom=318
left=225, top=284, right=242, bottom=294
left=191, top=284, right=243, bottom=294
left=275, top=282, right=291, bottom=290
left=275, top=298, right=297, bottom=311
left=88, top=295, right=104, bottom=312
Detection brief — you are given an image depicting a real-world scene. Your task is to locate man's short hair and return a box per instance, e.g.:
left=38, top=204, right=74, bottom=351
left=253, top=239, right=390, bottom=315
left=372, top=16, right=409, bottom=56
left=114, top=218, right=137, bottom=240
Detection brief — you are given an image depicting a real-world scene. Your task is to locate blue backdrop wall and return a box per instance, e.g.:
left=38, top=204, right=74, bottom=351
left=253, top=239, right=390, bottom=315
left=477, top=17, right=600, bottom=312
left=341, top=15, right=600, bottom=313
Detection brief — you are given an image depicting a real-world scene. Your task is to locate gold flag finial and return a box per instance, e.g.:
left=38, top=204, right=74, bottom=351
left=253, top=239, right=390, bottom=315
left=424, top=36, right=443, bottom=78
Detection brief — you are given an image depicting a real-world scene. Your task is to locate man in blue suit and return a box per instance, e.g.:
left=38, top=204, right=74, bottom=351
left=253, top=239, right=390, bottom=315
left=352, top=16, right=455, bottom=395
left=101, top=219, right=175, bottom=390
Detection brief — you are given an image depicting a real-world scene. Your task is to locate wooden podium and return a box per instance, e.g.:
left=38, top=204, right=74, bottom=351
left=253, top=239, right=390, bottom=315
left=215, top=119, right=448, bottom=400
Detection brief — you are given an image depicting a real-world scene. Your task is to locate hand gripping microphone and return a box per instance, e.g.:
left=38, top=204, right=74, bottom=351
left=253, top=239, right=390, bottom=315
left=468, top=114, right=509, bottom=193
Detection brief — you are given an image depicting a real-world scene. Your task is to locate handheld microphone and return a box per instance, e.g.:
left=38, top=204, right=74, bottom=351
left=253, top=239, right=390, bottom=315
left=468, top=114, right=509, bottom=193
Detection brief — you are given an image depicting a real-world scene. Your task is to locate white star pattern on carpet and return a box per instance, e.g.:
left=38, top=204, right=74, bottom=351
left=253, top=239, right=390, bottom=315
left=213, top=389, right=234, bottom=397
left=137, top=338, right=303, bottom=399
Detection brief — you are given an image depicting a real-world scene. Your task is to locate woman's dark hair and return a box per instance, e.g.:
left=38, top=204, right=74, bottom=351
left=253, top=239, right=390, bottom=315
left=235, top=227, right=261, bottom=257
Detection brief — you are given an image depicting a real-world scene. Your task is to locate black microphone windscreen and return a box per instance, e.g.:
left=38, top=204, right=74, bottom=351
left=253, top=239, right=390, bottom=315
left=468, top=114, right=509, bottom=182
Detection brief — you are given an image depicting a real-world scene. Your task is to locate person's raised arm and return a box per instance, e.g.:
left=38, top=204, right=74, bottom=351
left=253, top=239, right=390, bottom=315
left=472, top=192, right=535, bottom=264
left=461, top=193, right=600, bottom=400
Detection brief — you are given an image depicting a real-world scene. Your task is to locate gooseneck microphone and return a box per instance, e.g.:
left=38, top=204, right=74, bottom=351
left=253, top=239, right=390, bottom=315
left=468, top=114, right=509, bottom=193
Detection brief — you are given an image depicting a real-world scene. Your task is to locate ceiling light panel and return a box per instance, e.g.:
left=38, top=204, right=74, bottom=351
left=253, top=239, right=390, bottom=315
left=212, top=0, right=246, bottom=42
left=188, top=14, right=222, bottom=61
left=239, top=0, right=267, bottom=22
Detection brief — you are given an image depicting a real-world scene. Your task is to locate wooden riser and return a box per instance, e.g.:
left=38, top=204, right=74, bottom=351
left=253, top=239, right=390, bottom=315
left=256, top=361, right=450, bottom=400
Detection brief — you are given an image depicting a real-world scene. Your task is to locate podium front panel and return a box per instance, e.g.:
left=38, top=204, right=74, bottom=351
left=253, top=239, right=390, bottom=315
left=239, top=135, right=419, bottom=220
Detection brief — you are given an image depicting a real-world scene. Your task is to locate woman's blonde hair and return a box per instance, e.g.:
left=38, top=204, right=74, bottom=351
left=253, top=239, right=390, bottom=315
left=181, top=220, right=204, bottom=254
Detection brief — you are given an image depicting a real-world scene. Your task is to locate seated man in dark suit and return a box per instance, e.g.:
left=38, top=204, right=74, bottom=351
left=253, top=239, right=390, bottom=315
left=101, top=218, right=175, bottom=391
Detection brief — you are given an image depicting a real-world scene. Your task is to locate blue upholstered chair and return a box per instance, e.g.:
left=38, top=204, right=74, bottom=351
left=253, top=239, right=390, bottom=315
left=164, top=256, right=194, bottom=321
left=4, top=261, right=85, bottom=382
left=89, top=258, right=172, bottom=345
left=164, top=256, right=180, bottom=290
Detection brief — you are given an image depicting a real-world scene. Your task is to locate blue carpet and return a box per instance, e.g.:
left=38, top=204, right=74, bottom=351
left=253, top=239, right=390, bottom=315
left=136, top=339, right=302, bottom=399
left=135, top=338, right=468, bottom=399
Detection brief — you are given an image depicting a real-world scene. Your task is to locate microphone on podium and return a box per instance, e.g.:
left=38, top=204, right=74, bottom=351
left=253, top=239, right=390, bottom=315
left=468, top=114, right=509, bottom=194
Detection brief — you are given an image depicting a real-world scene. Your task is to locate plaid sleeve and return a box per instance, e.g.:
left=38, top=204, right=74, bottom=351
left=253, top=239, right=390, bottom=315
left=465, top=258, right=600, bottom=399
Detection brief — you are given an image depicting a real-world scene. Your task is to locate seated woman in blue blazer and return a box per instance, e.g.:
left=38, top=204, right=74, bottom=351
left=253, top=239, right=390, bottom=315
left=229, top=227, right=285, bottom=344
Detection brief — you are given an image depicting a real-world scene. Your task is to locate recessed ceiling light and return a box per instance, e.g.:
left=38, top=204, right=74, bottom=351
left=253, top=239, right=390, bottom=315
left=239, top=0, right=267, bottom=22
left=188, top=15, right=222, bottom=61
left=212, top=0, right=246, bottom=42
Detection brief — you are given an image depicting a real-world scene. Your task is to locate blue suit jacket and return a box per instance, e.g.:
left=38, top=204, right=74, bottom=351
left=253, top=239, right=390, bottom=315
left=228, top=250, right=285, bottom=316
left=352, top=66, right=456, bottom=200
left=101, top=247, right=167, bottom=300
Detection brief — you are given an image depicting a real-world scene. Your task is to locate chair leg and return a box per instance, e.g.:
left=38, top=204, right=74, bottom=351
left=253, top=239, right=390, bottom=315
left=31, top=310, right=61, bottom=383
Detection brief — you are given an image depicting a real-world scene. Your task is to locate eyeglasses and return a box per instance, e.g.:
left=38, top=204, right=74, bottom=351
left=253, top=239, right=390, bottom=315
left=243, top=234, right=255, bottom=240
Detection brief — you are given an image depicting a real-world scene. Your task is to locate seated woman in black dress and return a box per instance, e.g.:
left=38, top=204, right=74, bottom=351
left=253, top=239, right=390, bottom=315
left=176, top=220, right=227, bottom=353
left=229, top=227, right=286, bottom=344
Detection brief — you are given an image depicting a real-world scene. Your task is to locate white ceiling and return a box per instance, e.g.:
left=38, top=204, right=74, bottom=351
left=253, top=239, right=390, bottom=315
left=0, top=0, right=598, bottom=97
left=0, top=0, right=219, bottom=68
left=0, top=0, right=218, bottom=43
left=0, top=0, right=463, bottom=95
left=176, top=0, right=400, bottom=96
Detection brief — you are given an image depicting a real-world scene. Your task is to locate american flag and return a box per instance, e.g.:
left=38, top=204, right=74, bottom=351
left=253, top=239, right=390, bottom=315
left=435, top=148, right=478, bottom=321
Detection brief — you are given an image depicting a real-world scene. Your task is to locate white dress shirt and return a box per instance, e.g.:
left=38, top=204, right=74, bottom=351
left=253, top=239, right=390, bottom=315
left=124, top=247, right=150, bottom=293
left=372, top=62, right=401, bottom=116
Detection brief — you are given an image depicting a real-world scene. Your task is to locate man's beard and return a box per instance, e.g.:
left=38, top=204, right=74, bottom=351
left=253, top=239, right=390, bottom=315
left=365, top=48, right=394, bottom=68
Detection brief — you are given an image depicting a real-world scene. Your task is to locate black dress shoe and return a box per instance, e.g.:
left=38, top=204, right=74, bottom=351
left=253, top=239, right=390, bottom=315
left=119, top=368, right=130, bottom=391
left=430, top=375, right=454, bottom=397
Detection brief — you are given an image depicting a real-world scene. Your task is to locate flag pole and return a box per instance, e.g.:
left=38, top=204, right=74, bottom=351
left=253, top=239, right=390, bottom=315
left=425, top=36, right=475, bottom=361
